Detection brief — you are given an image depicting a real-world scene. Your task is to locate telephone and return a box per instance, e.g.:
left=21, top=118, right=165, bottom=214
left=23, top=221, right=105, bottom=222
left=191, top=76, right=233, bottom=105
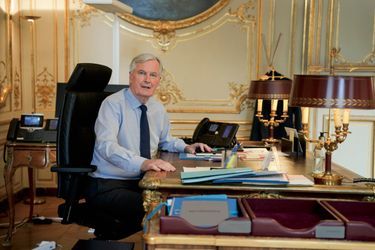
left=192, top=118, right=239, bottom=148
left=6, top=116, right=58, bottom=143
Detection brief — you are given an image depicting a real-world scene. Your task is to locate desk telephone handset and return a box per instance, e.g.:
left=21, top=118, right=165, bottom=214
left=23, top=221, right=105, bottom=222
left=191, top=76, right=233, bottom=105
left=192, top=118, right=239, bottom=148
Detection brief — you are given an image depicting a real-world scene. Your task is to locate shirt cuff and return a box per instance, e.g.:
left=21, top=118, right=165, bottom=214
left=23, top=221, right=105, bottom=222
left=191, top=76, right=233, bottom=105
left=129, top=156, right=147, bottom=175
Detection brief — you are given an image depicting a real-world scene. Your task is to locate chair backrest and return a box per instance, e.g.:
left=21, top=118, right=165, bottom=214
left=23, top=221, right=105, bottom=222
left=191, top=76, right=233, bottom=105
left=56, top=63, right=112, bottom=198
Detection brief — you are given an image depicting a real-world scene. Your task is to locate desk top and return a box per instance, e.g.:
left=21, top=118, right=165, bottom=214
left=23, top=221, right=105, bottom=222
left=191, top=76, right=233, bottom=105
left=140, top=152, right=374, bottom=198
left=6, top=141, right=56, bottom=149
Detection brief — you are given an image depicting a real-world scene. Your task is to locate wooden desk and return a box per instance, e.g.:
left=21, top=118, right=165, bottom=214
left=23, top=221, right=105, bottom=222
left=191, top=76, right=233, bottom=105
left=2, top=141, right=56, bottom=246
left=140, top=152, right=375, bottom=250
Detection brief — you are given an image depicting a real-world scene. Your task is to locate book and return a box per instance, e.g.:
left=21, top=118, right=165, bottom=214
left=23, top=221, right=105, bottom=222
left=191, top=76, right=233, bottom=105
left=180, top=168, right=253, bottom=184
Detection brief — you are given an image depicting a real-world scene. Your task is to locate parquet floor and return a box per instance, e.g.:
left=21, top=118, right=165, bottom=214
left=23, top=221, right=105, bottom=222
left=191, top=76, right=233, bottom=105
left=0, top=196, right=142, bottom=249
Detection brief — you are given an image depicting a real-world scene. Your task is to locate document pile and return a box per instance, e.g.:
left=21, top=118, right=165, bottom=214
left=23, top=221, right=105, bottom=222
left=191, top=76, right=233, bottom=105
left=180, top=168, right=288, bottom=185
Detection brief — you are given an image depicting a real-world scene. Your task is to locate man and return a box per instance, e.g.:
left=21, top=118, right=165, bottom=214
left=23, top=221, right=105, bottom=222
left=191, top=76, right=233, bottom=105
left=86, top=53, right=211, bottom=238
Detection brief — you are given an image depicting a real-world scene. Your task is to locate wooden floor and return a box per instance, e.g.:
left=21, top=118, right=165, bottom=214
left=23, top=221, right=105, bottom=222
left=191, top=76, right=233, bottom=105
left=0, top=196, right=142, bottom=249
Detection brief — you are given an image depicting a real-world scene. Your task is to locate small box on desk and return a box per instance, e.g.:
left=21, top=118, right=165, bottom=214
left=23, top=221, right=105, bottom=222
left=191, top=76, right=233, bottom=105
left=160, top=197, right=251, bottom=235
left=322, top=200, right=375, bottom=241
left=242, top=198, right=345, bottom=239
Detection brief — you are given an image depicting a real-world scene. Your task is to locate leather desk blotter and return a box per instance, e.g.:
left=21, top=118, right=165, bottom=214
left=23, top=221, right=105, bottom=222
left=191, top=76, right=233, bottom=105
left=160, top=198, right=251, bottom=235
left=322, top=200, right=375, bottom=241
left=242, top=198, right=345, bottom=239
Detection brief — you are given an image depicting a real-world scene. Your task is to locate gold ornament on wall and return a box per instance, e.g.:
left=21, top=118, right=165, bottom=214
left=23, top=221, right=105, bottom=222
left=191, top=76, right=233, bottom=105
left=0, top=61, right=11, bottom=108
left=35, top=67, right=55, bottom=109
left=76, top=0, right=99, bottom=27
left=228, top=82, right=252, bottom=111
left=229, top=0, right=256, bottom=23
left=12, top=69, right=21, bottom=110
left=155, top=70, right=184, bottom=105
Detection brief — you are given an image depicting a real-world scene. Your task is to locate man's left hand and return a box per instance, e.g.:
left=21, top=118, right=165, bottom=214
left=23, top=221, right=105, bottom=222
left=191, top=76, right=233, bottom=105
left=184, top=143, right=212, bottom=154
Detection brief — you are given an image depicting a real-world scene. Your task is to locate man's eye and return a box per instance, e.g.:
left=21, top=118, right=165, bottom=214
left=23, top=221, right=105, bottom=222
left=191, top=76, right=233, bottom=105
left=138, top=71, right=147, bottom=76
left=150, top=73, right=158, bottom=78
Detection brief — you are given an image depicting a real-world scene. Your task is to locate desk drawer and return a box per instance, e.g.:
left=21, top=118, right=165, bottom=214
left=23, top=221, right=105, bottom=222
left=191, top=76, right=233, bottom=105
left=12, top=150, right=48, bottom=168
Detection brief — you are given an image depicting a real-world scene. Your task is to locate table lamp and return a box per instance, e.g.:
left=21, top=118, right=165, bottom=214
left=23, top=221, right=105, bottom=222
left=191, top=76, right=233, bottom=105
left=290, top=73, right=375, bottom=185
left=248, top=70, right=292, bottom=144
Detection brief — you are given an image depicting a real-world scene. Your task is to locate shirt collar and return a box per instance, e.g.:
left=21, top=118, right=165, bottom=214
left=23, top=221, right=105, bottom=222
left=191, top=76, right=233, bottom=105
left=125, top=88, right=155, bottom=110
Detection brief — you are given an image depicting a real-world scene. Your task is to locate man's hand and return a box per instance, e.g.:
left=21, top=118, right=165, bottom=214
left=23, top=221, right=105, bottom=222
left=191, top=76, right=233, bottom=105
left=141, top=159, right=176, bottom=172
left=184, top=142, right=212, bottom=154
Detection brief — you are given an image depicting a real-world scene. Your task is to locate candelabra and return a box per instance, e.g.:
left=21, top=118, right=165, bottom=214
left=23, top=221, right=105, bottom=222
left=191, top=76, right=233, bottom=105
left=290, top=49, right=375, bottom=185
left=248, top=70, right=292, bottom=144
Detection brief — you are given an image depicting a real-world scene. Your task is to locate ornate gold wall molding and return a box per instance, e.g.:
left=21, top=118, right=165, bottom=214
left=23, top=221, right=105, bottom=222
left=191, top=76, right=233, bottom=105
left=0, top=61, right=11, bottom=108
left=74, top=0, right=99, bottom=27
left=35, top=67, right=55, bottom=109
left=228, top=0, right=256, bottom=24
left=155, top=70, right=252, bottom=113
left=155, top=70, right=184, bottom=105
left=12, top=69, right=20, bottom=110
left=306, top=0, right=375, bottom=73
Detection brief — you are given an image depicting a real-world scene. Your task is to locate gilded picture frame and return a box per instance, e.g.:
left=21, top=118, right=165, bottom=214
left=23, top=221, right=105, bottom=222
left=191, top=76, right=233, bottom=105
left=118, top=0, right=229, bottom=33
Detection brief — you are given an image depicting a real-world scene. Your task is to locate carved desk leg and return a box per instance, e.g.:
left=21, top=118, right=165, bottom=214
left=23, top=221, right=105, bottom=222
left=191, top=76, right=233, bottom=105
left=142, top=189, right=162, bottom=227
left=2, top=147, right=16, bottom=246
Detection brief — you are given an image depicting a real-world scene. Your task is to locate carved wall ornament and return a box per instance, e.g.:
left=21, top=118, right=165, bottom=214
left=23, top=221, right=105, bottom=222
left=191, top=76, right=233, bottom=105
left=155, top=70, right=184, bottom=105
left=228, top=82, right=252, bottom=111
left=75, top=0, right=99, bottom=27
left=12, top=70, right=21, bottom=110
left=228, top=0, right=256, bottom=23
left=0, top=61, right=11, bottom=108
left=35, top=67, right=55, bottom=109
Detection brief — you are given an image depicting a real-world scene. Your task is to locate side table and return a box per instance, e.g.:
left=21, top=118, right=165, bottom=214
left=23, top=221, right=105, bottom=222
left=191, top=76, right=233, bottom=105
left=2, top=141, right=56, bottom=246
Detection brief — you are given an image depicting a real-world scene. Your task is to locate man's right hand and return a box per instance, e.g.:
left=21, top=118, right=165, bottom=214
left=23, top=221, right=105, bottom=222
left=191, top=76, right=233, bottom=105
left=141, top=159, right=176, bottom=172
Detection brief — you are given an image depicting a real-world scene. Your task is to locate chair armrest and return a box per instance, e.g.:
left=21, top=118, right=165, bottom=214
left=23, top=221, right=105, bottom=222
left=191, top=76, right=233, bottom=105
left=51, top=164, right=97, bottom=173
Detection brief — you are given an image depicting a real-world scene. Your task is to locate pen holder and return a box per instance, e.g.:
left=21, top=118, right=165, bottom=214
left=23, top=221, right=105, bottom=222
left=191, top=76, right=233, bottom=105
left=221, top=149, right=238, bottom=168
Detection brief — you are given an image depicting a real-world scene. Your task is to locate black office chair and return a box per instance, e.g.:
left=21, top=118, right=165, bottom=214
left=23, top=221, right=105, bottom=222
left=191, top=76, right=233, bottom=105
left=51, top=63, right=133, bottom=242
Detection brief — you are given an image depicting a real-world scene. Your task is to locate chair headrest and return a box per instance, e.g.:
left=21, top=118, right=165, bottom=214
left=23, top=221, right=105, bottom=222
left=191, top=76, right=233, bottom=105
left=66, top=63, right=112, bottom=92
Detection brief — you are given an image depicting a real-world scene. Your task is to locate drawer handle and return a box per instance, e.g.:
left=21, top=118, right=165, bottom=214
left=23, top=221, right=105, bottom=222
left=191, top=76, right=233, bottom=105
left=27, top=154, right=33, bottom=163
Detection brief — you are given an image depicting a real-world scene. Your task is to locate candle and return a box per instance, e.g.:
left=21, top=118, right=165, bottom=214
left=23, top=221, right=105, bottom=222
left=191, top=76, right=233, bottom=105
left=302, top=107, right=309, bottom=124
left=257, top=99, right=263, bottom=112
left=283, top=99, right=288, bottom=112
left=343, top=109, right=350, bottom=124
left=271, top=99, right=278, bottom=111
left=333, top=109, right=342, bottom=127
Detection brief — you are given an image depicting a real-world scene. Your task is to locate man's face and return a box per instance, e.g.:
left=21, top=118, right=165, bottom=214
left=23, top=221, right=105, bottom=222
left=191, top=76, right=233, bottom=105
left=129, top=59, right=161, bottom=103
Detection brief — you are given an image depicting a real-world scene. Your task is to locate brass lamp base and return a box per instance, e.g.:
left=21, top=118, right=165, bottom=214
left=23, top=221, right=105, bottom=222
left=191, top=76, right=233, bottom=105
left=312, top=172, right=343, bottom=185
left=262, top=138, right=280, bottom=144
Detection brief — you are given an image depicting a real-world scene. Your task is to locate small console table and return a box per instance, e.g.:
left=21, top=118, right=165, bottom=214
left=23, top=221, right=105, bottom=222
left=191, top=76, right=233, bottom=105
left=2, top=141, right=56, bottom=246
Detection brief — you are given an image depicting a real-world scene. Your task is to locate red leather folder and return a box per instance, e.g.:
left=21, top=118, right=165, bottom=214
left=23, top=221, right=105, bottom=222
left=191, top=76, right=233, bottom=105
left=242, top=198, right=345, bottom=239
left=322, top=200, right=375, bottom=241
left=160, top=198, right=251, bottom=235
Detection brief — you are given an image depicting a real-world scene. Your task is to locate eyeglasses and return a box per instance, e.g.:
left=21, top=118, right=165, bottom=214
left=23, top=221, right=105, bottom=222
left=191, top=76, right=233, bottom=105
left=136, top=70, right=160, bottom=80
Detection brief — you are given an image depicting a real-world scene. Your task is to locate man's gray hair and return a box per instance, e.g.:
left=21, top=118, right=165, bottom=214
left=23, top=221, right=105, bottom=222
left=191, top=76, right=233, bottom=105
left=129, top=53, right=163, bottom=74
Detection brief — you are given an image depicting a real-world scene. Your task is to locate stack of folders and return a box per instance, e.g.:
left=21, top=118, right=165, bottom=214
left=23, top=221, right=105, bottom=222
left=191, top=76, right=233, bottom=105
left=180, top=168, right=254, bottom=184
left=180, top=168, right=288, bottom=185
